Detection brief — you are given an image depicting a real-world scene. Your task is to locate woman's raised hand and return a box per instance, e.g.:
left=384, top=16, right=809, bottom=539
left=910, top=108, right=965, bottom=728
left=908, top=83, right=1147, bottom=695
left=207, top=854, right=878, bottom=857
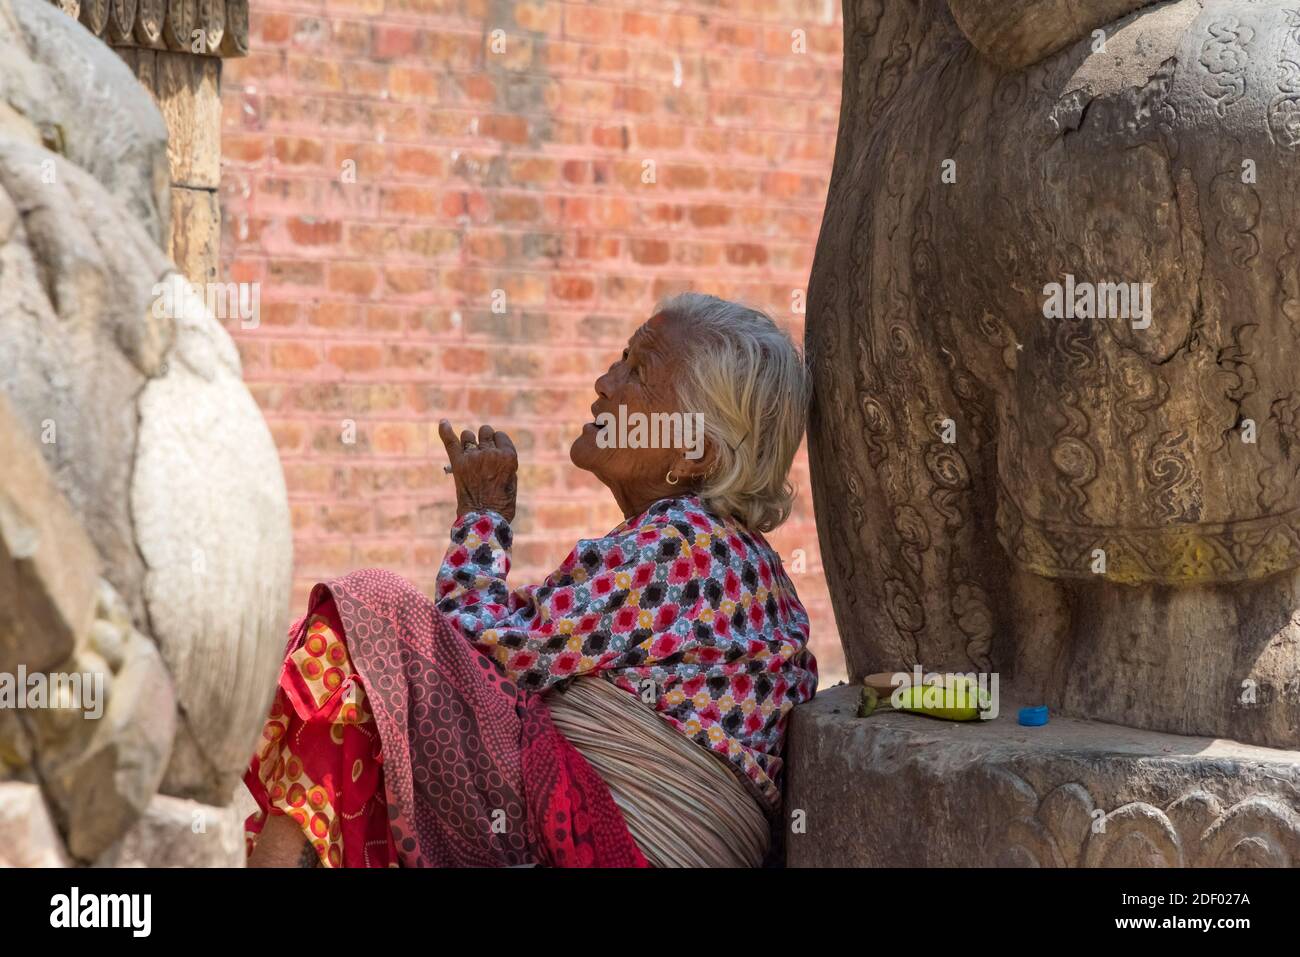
left=438, top=420, right=518, bottom=522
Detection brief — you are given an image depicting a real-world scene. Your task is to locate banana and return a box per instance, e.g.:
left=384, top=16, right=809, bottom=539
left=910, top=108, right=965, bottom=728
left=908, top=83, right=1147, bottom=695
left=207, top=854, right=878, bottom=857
left=892, top=675, right=989, bottom=721
left=857, top=684, right=880, bottom=718
left=857, top=674, right=992, bottom=721
left=857, top=670, right=987, bottom=717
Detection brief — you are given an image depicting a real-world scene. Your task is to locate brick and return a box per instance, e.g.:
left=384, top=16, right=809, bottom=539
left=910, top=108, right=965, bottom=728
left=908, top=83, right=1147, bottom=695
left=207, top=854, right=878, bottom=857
left=381, top=186, right=442, bottom=219
left=564, top=5, right=617, bottom=40
left=309, top=302, right=360, bottom=329
left=319, top=504, right=373, bottom=536
left=287, top=54, right=343, bottom=93
left=286, top=217, right=342, bottom=246
left=273, top=136, right=326, bottom=167
left=387, top=0, right=458, bottom=15
left=383, top=266, right=432, bottom=296
left=328, top=263, right=380, bottom=296
left=455, top=73, right=497, bottom=104
left=223, top=135, right=267, bottom=164
left=618, top=86, right=657, bottom=114
left=628, top=238, right=670, bottom=266
left=506, top=156, right=558, bottom=187
left=371, top=423, right=428, bottom=456
left=373, top=24, right=419, bottom=60
left=489, top=193, right=541, bottom=223
left=391, top=146, right=446, bottom=178
left=514, top=1, right=561, bottom=34
left=389, top=66, right=439, bottom=101
left=327, top=344, right=384, bottom=373
left=260, top=302, right=300, bottom=328
left=441, top=346, right=489, bottom=375
left=726, top=243, right=769, bottom=267
left=332, top=20, right=373, bottom=57
left=270, top=341, right=320, bottom=371
left=690, top=203, right=732, bottom=228
left=661, top=164, right=709, bottom=190
left=479, top=114, right=530, bottom=145
left=622, top=11, right=660, bottom=40
left=258, top=12, right=292, bottom=44
left=551, top=275, right=595, bottom=301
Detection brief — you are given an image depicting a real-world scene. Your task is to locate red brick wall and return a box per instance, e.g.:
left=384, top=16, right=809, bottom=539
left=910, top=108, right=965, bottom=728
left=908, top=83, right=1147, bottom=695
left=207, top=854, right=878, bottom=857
left=219, top=0, right=846, bottom=682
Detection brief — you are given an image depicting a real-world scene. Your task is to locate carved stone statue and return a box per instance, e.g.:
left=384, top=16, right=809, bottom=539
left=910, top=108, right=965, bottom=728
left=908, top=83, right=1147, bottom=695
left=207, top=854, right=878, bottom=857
left=808, top=0, right=1300, bottom=749
left=790, top=0, right=1299, bottom=865
left=0, top=0, right=288, bottom=865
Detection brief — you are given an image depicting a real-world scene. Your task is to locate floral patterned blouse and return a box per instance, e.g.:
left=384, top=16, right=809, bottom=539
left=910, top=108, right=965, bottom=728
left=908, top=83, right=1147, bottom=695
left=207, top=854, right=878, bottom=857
left=434, top=494, right=818, bottom=814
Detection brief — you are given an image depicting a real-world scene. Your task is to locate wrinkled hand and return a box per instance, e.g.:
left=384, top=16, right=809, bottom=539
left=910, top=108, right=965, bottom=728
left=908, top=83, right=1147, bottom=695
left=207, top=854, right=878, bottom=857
left=438, top=420, right=518, bottom=523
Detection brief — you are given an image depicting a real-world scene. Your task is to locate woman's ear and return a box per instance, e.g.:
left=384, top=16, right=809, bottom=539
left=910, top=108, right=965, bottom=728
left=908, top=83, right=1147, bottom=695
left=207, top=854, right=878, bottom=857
left=671, top=433, right=716, bottom=483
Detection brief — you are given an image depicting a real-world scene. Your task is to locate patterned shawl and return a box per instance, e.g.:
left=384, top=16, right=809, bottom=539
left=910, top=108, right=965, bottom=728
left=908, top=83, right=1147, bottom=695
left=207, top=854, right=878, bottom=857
left=287, top=568, right=647, bottom=867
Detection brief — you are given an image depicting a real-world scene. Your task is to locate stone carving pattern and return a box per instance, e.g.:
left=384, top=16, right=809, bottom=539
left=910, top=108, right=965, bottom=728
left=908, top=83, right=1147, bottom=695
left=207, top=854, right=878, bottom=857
left=1200, top=16, right=1253, bottom=117
left=984, top=771, right=1300, bottom=868
left=1267, top=9, right=1300, bottom=148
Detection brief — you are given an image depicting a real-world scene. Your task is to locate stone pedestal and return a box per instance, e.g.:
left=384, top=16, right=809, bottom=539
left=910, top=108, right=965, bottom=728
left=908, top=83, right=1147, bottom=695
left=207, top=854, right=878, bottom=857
left=786, top=686, right=1300, bottom=867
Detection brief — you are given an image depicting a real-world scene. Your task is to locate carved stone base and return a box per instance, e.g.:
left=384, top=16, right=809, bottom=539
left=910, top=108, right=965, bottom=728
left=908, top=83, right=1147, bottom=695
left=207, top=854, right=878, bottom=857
left=785, top=686, right=1300, bottom=867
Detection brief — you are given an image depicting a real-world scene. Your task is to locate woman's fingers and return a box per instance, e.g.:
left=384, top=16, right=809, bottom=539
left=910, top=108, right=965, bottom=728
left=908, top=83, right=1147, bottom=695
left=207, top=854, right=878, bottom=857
left=440, top=421, right=514, bottom=478
left=493, top=429, right=517, bottom=458
left=438, top=420, right=463, bottom=463
left=437, top=420, right=517, bottom=521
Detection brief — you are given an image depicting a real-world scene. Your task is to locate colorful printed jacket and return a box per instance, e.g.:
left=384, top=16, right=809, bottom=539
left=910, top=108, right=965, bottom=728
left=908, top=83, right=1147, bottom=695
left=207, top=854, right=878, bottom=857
left=434, top=494, right=818, bottom=813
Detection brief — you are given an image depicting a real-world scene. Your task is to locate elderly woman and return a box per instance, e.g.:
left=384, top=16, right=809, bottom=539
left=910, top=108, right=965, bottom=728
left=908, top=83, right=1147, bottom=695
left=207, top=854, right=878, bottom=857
left=244, top=293, right=817, bottom=868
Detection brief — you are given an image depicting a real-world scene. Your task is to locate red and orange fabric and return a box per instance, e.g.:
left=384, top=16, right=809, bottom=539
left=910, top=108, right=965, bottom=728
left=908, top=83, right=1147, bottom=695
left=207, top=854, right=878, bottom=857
left=245, top=606, right=396, bottom=867
left=244, top=568, right=648, bottom=868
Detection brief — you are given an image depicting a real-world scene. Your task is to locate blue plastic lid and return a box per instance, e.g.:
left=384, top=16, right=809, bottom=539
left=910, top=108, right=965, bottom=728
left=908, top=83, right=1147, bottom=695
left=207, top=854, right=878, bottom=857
left=1018, top=705, right=1049, bottom=727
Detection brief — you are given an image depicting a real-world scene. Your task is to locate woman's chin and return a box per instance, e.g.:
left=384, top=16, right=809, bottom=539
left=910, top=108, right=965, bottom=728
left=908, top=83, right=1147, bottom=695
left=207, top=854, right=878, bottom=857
left=569, top=429, right=595, bottom=469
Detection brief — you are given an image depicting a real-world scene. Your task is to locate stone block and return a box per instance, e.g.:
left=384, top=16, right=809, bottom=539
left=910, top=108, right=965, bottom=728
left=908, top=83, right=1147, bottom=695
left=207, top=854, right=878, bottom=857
left=0, top=393, right=99, bottom=677
left=94, top=793, right=244, bottom=867
left=26, top=610, right=177, bottom=862
left=0, top=781, right=72, bottom=866
left=785, top=686, right=1300, bottom=867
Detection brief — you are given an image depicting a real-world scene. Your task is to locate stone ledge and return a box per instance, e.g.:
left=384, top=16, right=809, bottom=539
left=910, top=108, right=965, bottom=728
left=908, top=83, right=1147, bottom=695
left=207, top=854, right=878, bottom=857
left=784, top=685, right=1300, bottom=867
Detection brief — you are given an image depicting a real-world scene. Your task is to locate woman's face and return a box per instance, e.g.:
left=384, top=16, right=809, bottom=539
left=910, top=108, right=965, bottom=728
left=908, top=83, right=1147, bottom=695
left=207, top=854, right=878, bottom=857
left=570, top=311, right=710, bottom=515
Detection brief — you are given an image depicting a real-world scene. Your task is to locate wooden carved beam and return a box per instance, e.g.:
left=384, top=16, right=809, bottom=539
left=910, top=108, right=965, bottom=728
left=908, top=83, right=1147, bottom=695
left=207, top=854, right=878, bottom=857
left=107, top=0, right=137, bottom=44
left=47, top=0, right=247, bottom=57
left=78, top=0, right=107, bottom=36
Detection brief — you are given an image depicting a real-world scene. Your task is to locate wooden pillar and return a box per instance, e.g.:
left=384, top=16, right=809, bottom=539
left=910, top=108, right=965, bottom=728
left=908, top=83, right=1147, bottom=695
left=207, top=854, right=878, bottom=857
left=49, top=0, right=249, bottom=287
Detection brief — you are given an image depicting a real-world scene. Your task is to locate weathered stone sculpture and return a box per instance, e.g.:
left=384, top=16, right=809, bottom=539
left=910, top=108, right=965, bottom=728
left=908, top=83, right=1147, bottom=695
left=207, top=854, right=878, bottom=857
left=792, top=0, right=1300, bottom=865
left=0, top=0, right=289, bottom=865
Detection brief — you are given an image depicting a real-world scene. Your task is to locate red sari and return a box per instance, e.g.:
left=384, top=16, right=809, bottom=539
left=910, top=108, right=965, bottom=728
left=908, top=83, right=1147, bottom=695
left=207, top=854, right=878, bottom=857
left=244, top=568, right=647, bottom=868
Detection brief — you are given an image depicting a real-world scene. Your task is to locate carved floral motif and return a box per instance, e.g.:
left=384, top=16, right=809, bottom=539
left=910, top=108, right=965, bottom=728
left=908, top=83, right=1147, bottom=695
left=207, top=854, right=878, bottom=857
left=985, top=772, right=1300, bottom=868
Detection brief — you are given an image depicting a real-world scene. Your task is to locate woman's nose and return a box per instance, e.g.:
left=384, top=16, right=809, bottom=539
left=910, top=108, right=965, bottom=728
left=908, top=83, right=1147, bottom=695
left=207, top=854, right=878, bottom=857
left=594, top=368, right=613, bottom=398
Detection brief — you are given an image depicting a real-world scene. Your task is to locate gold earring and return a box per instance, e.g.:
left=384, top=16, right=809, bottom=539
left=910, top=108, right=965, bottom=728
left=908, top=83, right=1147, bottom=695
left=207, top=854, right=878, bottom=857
left=665, top=470, right=679, bottom=485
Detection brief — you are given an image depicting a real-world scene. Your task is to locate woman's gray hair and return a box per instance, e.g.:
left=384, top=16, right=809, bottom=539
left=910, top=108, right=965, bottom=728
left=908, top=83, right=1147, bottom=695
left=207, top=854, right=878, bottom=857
left=657, top=292, right=811, bottom=533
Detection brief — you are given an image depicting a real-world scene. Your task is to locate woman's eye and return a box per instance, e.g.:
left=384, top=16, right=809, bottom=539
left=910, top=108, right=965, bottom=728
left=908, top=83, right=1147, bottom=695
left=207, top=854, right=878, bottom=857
left=621, top=349, right=629, bottom=362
